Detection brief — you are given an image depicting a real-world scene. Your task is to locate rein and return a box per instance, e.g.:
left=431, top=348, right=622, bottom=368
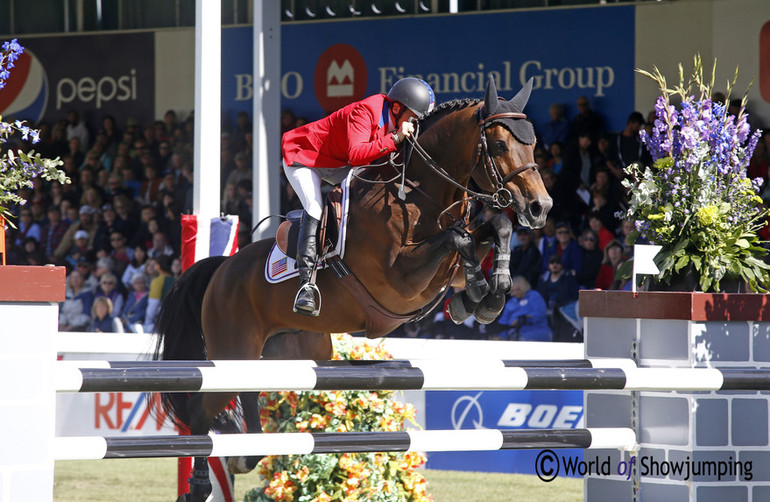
left=404, top=107, right=538, bottom=211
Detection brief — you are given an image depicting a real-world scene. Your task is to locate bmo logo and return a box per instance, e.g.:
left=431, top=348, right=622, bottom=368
left=314, top=44, right=367, bottom=112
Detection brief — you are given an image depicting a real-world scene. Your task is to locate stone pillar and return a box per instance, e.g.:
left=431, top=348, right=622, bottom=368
left=581, top=291, right=770, bottom=502
left=0, top=266, right=65, bottom=501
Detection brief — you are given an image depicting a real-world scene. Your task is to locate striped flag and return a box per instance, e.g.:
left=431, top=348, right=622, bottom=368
left=271, top=256, right=288, bottom=276
left=180, top=215, right=239, bottom=272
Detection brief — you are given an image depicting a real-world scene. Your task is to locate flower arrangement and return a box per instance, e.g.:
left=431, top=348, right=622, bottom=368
left=618, top=56, right=769, bottom=292
left=245, top=333, right=431, bottom=502
left=0, top=39, right=68, bottom=227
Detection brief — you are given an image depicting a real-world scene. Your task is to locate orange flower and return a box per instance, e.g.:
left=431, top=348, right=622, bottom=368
left=311, top=492, right=332, bottom=502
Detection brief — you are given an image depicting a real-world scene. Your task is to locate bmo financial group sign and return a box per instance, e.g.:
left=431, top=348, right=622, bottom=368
left=223, top=5, right=633, bottom=135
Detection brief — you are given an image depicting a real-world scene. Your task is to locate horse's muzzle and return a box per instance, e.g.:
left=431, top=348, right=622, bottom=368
left=520, top=195, right=553, bottom=229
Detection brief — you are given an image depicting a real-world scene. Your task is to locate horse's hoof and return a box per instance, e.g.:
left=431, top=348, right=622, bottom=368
left=475, top=293, right=505, bottom=325
left=448, top=293, right=473, bottom=324
left=228, top=456, right=253, bottom=474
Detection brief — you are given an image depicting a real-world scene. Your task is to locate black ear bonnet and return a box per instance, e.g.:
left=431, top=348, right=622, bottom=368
left=481, top=77, right=536, bottom=145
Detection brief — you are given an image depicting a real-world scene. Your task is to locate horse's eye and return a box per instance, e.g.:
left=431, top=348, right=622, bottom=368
left=491, top=140, right=508, bottom=156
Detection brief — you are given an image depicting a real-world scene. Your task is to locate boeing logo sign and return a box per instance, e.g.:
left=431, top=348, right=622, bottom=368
left=451, top=392, right=485, bottom=429
left=449, top=392, right=584, bottom=430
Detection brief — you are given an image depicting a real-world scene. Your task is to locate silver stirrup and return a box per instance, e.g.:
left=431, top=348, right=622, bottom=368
left=293, top=282, right=322, bottom=317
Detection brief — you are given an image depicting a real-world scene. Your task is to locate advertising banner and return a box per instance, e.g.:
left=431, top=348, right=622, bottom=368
left=425, top=389, right=584, bottom=475
left=0, top=32, right=155, bottom=134
left=222, top=6, right=634, bottom=135
left=56, top=353, right=177, bottom=437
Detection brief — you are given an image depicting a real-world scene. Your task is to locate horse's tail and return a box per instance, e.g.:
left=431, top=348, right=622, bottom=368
left=152, top=255, right=228, bottom=428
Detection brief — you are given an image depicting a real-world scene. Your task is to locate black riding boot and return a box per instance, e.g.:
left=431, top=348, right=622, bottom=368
left=293, top=211, right=321, bottom=316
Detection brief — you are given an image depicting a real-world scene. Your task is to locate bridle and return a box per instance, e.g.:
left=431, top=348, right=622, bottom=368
left=404, top=105, right=538, bottom=210
left=476, top=110, right=539, bottom=208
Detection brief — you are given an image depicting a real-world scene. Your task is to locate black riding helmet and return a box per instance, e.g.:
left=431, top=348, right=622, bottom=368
left=386, top=77, right=436, bottom=119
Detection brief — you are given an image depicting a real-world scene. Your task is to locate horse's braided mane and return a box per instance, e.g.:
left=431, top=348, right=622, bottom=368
left=419, top=98, right=481, bottom=131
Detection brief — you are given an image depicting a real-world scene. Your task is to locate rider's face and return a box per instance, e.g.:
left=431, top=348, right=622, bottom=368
left=396, top=106, right=417, bottom=126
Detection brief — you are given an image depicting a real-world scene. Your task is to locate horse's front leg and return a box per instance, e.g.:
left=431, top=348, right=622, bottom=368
left=472, top=213, right=513, bottom=324
left=440, top=225, right=491, bottom=324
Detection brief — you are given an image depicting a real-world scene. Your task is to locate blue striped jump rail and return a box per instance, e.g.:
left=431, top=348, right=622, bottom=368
left=53, top=427, right=638, bottom=460
left=53, top=358, right=770, bottom=392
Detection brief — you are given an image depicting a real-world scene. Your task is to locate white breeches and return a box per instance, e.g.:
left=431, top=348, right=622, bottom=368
left=283, top=161, right=351, bottom=220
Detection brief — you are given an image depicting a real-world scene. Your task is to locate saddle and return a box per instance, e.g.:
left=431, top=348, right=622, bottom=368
left=268, top=178, right=432, bottom=339
left=275, top=186, right=343, bottom=257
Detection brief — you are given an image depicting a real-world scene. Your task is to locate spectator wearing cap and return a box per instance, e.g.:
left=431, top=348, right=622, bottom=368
left=54, top=204, right=98, bottom=260
left=541, top=222, right=583, bottom=276
left=75, top=258, right=99, bottom=291
left=65, top=229, right=91, bottom=268
left=509, top=226, right=542, bottom=288
left=41, top=205, right=69, bottom=263
left=226, top=151, right=252, bottom=189
left=94, top=203, right=128, bottom=253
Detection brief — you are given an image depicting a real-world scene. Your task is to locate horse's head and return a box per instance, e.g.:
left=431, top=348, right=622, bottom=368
left=473, top=77, right=552, bottom=228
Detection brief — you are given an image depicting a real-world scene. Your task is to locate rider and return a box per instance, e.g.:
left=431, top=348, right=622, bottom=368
left=281, top=77, right=436, bottom=316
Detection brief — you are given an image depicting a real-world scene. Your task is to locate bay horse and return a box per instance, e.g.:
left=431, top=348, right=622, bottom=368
left=155, top=77, right=551, bottom=501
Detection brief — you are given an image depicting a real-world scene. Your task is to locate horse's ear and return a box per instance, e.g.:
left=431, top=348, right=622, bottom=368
left=510, top=77, right=534, bottom=112
left=484, top=76, right=499, bottom=114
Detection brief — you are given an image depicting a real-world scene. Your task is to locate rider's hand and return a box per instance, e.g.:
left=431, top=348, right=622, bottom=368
left=396, top=120, right=415, bottom=144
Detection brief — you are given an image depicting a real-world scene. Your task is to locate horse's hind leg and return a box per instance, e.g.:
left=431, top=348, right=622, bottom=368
left=185, top=391, right=241, bottom=501
left=227, top=331, right=333, bottom=475
left=226, top=391, right=263, bottom=474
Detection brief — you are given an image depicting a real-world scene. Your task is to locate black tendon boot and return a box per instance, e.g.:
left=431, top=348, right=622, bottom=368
left=293, top=211, right=321, bottom=316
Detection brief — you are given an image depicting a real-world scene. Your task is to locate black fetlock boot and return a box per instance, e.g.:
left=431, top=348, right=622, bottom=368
left=293, top=211, right=321, bottom=316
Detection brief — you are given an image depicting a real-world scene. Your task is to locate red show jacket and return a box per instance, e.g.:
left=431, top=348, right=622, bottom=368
left=281, top=94, right=399, bottom=168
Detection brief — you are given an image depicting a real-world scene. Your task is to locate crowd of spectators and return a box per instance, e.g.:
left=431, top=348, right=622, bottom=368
left=3, top=94, right=769, bottom=340
left=3, top=108, right=251, bottom=333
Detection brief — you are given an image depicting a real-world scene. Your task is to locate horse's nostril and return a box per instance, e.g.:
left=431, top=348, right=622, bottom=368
left=530, top=201, right=542, bottom=217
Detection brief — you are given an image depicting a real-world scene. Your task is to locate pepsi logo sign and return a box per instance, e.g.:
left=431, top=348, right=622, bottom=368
left=314, top=44, right=367, bottom=112
left=0, top=49, right=48, bottom=124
